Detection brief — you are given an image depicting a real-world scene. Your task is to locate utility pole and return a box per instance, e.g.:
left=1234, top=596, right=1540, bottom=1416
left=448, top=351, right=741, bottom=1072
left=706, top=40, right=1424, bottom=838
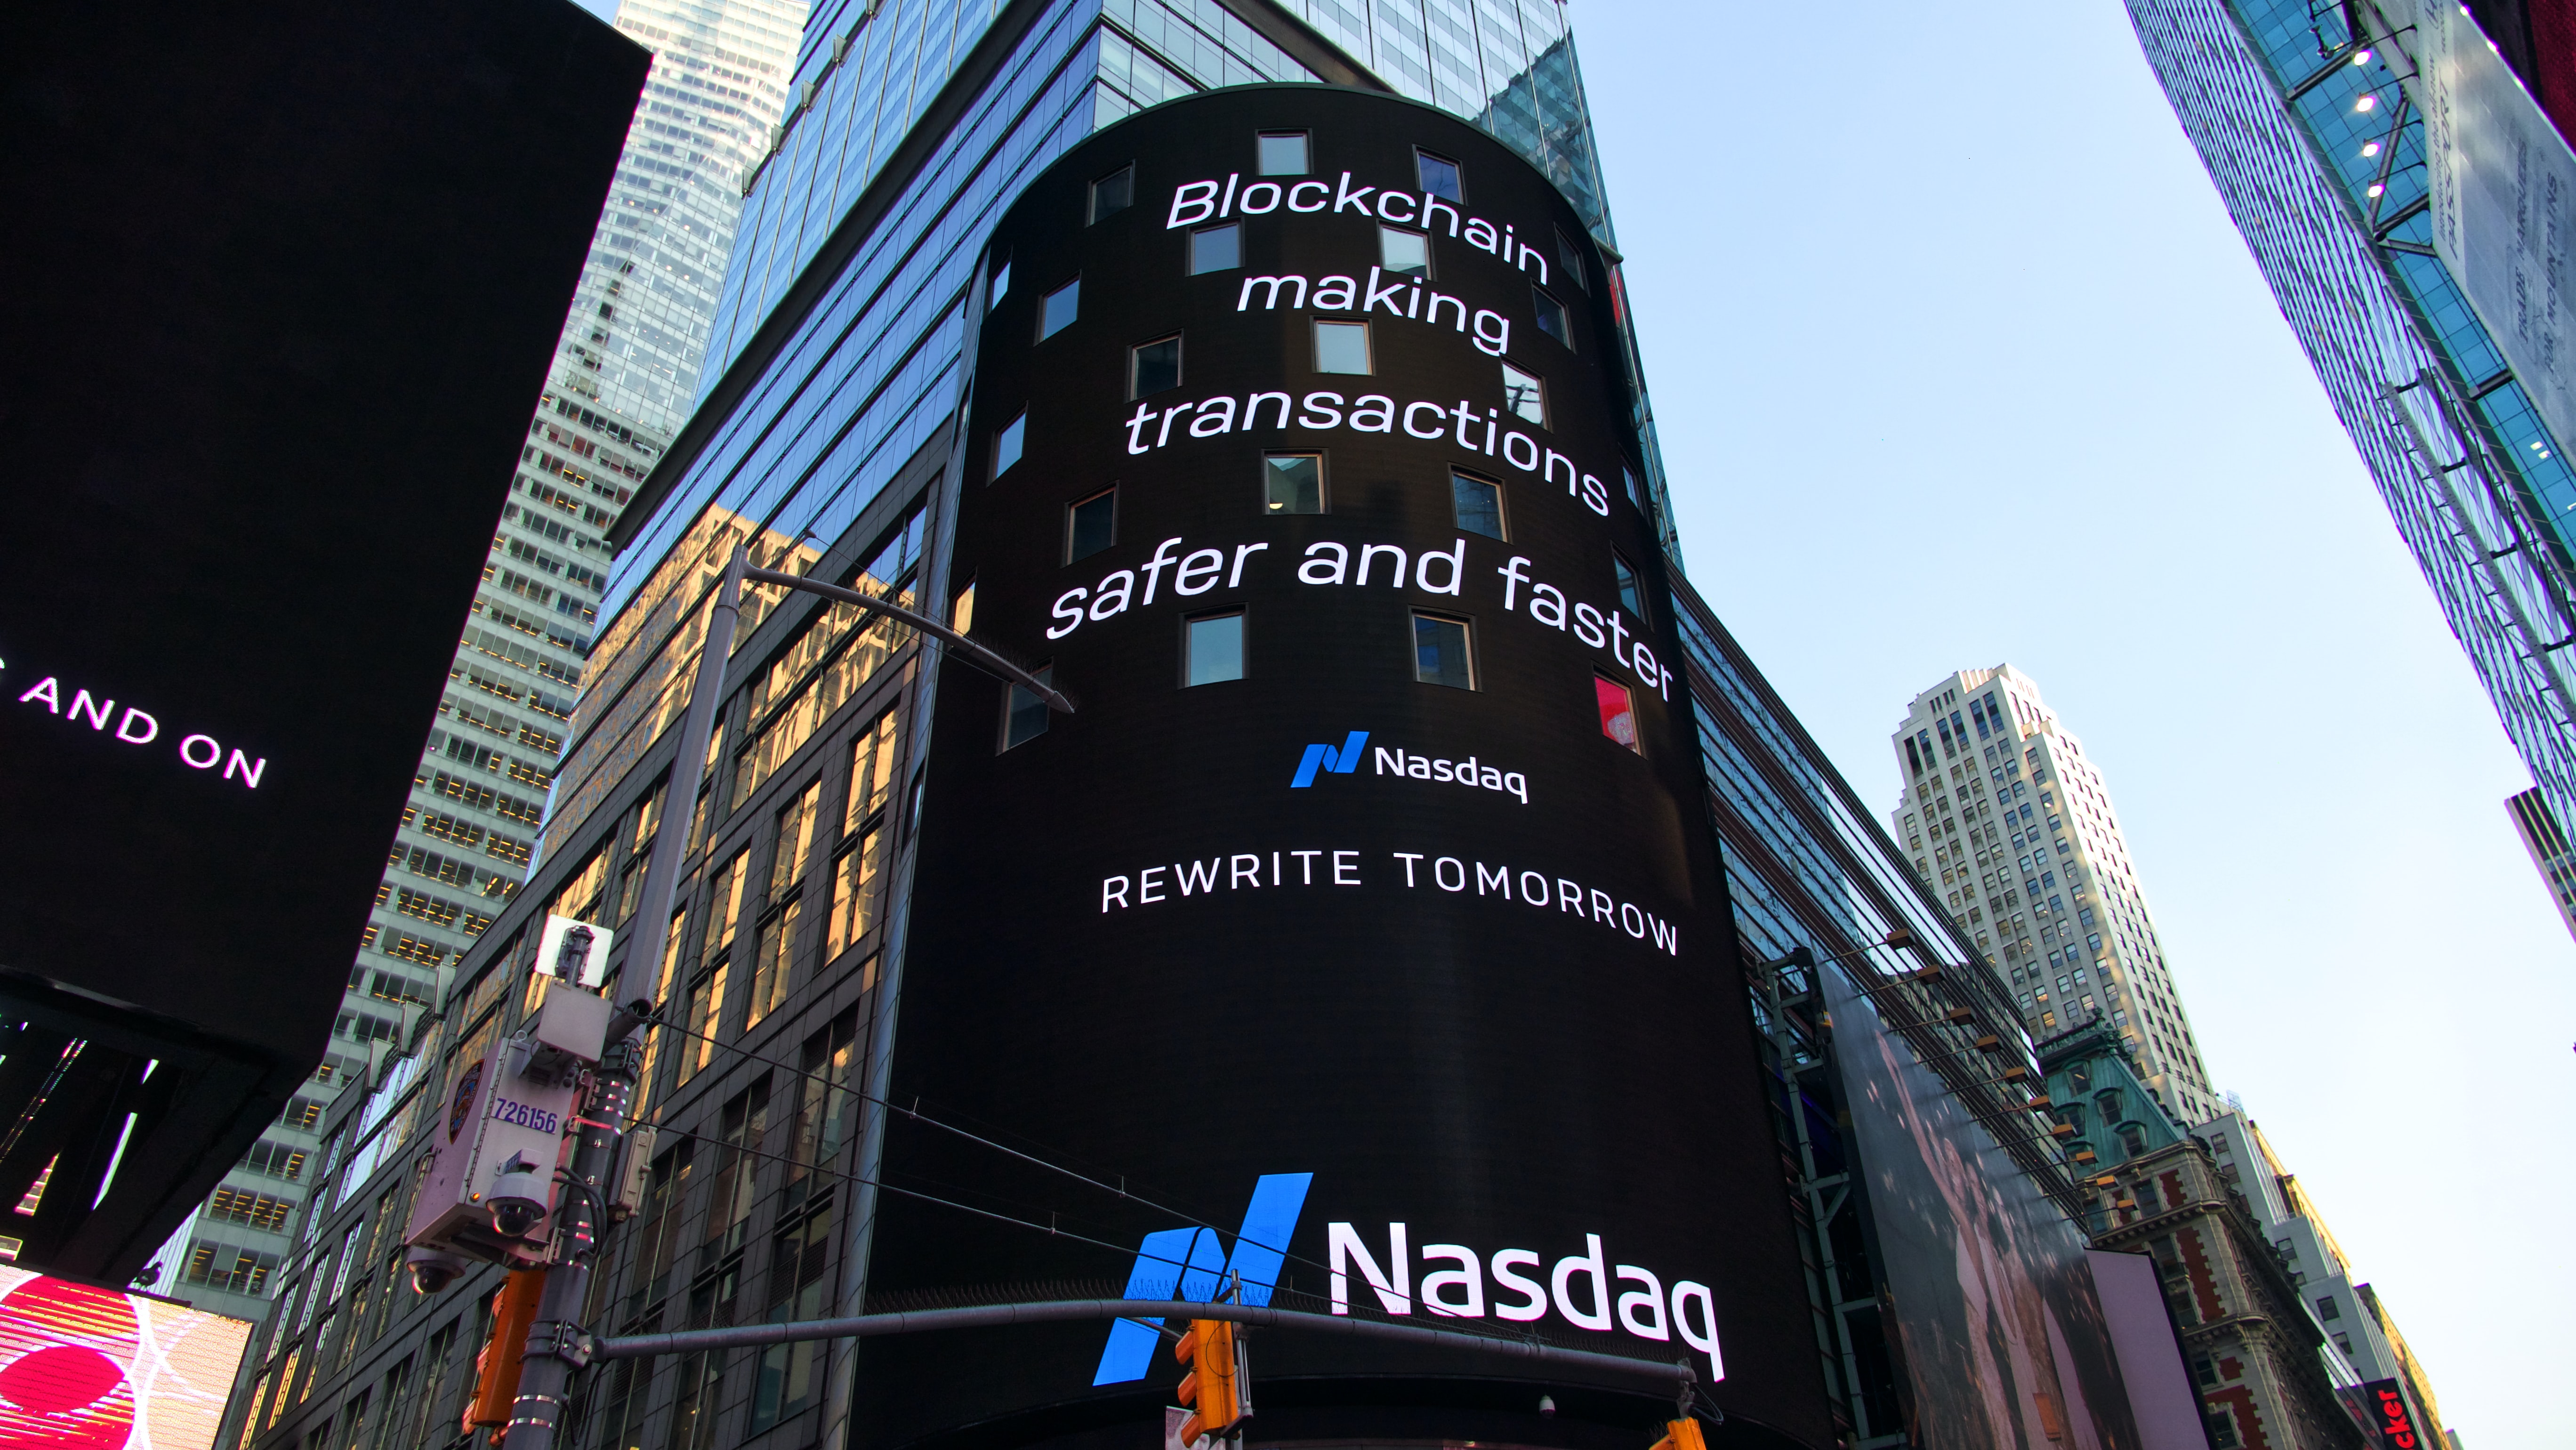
left=499, top=542, right=745, bottom=1450
left=497, top=539, right=1068, bottom=1450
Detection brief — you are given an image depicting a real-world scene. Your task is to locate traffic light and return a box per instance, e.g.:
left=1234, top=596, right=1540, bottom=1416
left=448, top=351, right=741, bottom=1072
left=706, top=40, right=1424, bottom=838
left=1174, top=1318, right=1241, bottom=1444
left=1648, top=1418, right=1708, bottom=1450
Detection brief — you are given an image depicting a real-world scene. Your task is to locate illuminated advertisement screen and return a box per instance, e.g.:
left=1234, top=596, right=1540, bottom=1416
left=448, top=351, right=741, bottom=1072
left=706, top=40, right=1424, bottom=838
left=0, top=1269, right=253, bottom=1450
left=0, top=3, right=647, bottom=1072
left=871, top=88, right=1831, bottom=1450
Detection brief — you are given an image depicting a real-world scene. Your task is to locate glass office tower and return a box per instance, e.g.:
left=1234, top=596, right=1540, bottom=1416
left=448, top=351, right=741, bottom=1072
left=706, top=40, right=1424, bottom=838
left=2127, top=0, right=2576, bottom=850
left=158, top=0, right=806, bottom=1326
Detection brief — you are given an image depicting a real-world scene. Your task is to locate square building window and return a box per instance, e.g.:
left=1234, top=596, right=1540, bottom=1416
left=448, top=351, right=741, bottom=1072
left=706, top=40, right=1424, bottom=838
left=1001, top=666, right=1054, bottom=751
left=1190, top=223, right=1240, bottom=274
left=1314, top=320, right=1371, bottom=375
left=1597, top=677, right=1640, bottom=750
left=1450, top=471, right=1504, bottom=540
left=1412, top=612, right=1474, bottom=690
left=1264, top=453, right=1323, bottom=514
left=1090, top=165, right=1133, bottom=223
left=1039, top=279, right=1079, bottom=340
left=1257, top=131, right=1309, bottom=176
left=989, top=254, right=1011, bottom=304
left=1131, top=335, right=1182, bottom=398
left=1501, top=362, right=1545, bottom=425
left=1066, top=488, right=1115, bottom=563
left=1380, top=226, right=1429, bottom=277
left=1185, top=612, right=1244, bottom=686
left=1416, top=149, right=1462, bottom=201
left=1613, top=551, right=1645, bottom=620
left=992, top=413, right=1025, bottom=478
left=1556, top=228, right=1587, bottom=291
left=1532, top=287, right=1570, bottom=346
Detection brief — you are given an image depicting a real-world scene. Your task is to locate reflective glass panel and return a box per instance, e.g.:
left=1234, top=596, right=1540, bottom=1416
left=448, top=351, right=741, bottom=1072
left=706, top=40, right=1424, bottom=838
left=1380, top=227, right=1428, bottom=277
left=1039, top=280, right=1079, bottom=340
left=1314, top=321, right=1371, bottom=374
left=1257, top=132, right=1309, bottom=176
left=1068, top=488, right=1117, bottom=562
left=1131, top=335, right=1182, bottom=397
left=1412, top=613, right=1473, bottom=689
left=1190, top=224, right=1241, bottom=274
left=1185, top=612, right=1245, bottom=686
left=1264, top=454, right=1322, bottom=514
left=1450, top=472, right=1504, bottom=540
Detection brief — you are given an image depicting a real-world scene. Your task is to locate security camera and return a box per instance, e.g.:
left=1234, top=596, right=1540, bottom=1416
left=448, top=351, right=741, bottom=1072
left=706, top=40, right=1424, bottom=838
left=407, top=1247, right=467, bottom=1296
left=488, top=1154, right=548, bottom=1239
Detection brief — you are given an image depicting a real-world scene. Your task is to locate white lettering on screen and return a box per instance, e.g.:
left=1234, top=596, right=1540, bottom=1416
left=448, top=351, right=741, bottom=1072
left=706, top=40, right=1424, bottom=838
left=1326, top=1221, right=1723, bottom=1381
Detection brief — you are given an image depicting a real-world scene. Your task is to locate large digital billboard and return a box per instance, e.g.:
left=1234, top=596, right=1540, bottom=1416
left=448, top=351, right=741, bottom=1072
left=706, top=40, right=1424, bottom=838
left=871, top=88, right=1831, bottom=1450
left=0, top=0, right=649, bottom=1274
left=0, top=1269, right=253, bottom=1450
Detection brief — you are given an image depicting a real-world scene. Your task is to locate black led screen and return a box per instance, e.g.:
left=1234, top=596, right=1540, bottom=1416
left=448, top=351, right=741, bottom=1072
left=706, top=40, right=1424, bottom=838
left=0, top=0, right=648, bottom=1249
left=874, top=89, right=1831, bottom=1450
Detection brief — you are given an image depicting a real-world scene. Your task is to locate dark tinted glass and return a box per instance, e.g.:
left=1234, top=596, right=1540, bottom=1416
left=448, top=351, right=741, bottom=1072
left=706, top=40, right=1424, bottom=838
left=1613, top=552, right=1643, bottom=617
left=1190, top=224, right=1240, bottom=274
left=1532, top=287, right=1569, bottom=346
left=1002, top=667, right=1053, bottom=749
left=1131, top=335, right=1181, bottom=397
left=1090, top=166, right=1133, bottom=222
left=1039, top=280, right=1079, bottom=339
left=1412, top=613, right=1472, bottom=689
left=1416, top=150, right=1461, bottom=201
left=1068, top=489, right=1115, bottom=562
left=1556, top=229, right=1586, bottom=291
left=1264, top=454, right=1322, bottom=514
left=1450, top=473, right=1503, bottom=540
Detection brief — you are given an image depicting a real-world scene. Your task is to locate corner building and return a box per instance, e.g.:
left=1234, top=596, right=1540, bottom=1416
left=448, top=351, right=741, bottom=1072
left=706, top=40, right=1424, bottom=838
left=235, top=16, right=2208, bottom=1450
left=1892, top=667, right=2222, bottom=1125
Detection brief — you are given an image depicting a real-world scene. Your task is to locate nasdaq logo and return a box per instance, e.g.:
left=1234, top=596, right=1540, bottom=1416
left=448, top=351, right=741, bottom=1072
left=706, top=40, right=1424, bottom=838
left=1289, top=732, right=1368, bottom=789
left=1091, top=1173, right=1313, bottom=1385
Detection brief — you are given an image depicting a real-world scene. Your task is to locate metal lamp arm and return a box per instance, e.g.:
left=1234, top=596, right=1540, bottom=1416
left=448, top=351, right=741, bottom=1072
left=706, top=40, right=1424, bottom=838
left=741, top=566, right=1073, bottom=714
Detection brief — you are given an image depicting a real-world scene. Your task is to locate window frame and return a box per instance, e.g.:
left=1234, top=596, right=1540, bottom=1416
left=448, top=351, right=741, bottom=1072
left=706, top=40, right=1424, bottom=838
left=999, top=664, right=1055, bottom=752
left=1037, top=278, right=1079, bottom=341
left=991, top=412, right=1026, bottom=478
left=1065, top=486, right=1118, bottom=564
left=1128, top=333, right=1183, bottom=400
left=1531, top=285, right=1570, bottom=347
left=1262, top=451, right=1326, bottom=515
left=1378, top=224, right=1431, bottom=279
left=1415, top=147, right=1463, bottom=201
left=1500, top=361, right=1546, bottom=426
left=1088, top=164, right=1135, bottom=224
left=1409, top=610, right=1477, bottom=691
left=1189, top=222, right=1241, bottom=275
left=1448, top=468, right=1507, bottom=541
left=1256, top=130, right=1310, bottom=177
left=1312, top=319, right=1372, bottom=375
left=1183, top=609, right=1247, bottom=687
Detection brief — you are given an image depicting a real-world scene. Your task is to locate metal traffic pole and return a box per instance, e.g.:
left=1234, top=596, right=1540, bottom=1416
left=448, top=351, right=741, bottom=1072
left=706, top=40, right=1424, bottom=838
left=502, top=542, right=747, bottom=1450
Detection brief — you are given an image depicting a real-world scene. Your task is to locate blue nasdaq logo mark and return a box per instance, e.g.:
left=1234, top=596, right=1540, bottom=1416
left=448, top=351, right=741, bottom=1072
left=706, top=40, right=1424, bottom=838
left=1091, top=1172, right=1313, bottom=1385
left=1289, top=732, right=1368, bottom=789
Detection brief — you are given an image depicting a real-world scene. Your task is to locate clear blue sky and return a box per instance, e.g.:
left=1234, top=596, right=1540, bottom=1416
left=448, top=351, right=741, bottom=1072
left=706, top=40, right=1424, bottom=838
left=1578, top=1, right=2570, bottom=1442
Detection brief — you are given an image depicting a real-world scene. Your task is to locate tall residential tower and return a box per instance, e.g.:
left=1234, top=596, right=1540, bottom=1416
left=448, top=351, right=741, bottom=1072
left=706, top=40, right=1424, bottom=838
left=1892, top=667, right=2222, bottom=1124
left=159, top=0, right=805, bottom=1323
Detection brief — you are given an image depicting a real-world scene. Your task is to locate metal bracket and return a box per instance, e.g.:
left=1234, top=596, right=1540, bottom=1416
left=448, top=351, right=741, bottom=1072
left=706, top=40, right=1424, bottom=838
left=527, top=1321, right=595, bottom=1369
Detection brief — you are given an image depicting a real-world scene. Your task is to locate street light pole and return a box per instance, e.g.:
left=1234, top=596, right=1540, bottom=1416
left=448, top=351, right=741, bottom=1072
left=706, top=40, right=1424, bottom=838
left=500, top=540, right=1072, bottom=1450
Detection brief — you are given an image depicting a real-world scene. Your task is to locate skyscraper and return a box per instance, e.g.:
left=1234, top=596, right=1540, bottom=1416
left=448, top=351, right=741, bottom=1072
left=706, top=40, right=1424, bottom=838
left=158, top=0, right=805, bottom=1324
left=2125, top=0, right=2576, bottom=869
left=225, top=8, right=2223, bottom=1449
left=2504, top=785, right=2576, bottom=940
left=1891, top=666, right=2223, bottom=1125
